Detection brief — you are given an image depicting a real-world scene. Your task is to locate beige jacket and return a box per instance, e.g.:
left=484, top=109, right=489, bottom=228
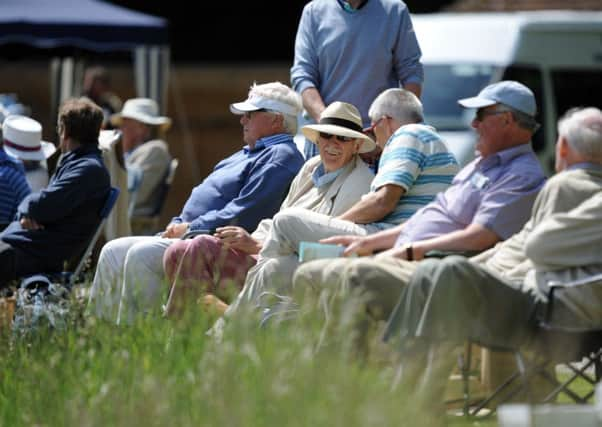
left=127, top=139, right=171, bottom=216
left=252, top=155, right=374, bottom=242
left=472, top=167, right=602, bottom=324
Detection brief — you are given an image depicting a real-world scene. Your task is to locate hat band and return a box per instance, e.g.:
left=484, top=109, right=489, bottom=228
left=3, top=138, right=41, bottom=152
left=319, top=117, right=362, bottom=132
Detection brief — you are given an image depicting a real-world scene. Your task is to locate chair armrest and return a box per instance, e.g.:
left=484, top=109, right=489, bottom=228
left=543, top=273, right=602, bottom=327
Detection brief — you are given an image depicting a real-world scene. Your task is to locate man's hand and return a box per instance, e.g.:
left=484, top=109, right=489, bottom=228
left=214, top=226, right=261, bottom=254
left=20, top=216, right=44, bottom=230
left=162, top=222, right=189, bottom=238
left=320, top=235, right=373, bottom=257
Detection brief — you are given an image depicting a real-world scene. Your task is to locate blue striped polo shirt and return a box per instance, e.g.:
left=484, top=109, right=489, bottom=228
left=370, top=123, right=459, bottom=229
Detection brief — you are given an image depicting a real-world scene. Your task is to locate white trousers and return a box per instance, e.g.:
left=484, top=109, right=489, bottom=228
left=226, top=207, right=381, bottom=315
left=87, top=235, right=175, bottom=324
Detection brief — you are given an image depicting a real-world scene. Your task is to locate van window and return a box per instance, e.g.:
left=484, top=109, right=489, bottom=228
left=422, top=64, right=494, bottom=130
left=552, top=70, right=602, bottom=117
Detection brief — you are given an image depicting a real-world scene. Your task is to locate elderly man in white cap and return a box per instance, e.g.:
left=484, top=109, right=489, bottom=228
left=88, top=81, right=306, bottom=323
left=1, top=115, right=56, bottom=193
left=217, top=88, right=459, bottom=321
left=290, top=80, right=546, bottom=341
left=110, top=98, right=172, bottom=230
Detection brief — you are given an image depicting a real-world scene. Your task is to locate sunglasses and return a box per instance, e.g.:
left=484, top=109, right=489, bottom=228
left=319, top=132, right=355, bottom=142
left=475, top=109, right=509, bottom=122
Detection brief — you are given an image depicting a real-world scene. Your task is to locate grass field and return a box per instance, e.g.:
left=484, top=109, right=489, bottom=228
left=0, top=299, right=501, bottom=427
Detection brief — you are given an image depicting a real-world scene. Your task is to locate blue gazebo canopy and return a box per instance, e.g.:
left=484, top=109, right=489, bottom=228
left=0, top=0, right=168, bottom=51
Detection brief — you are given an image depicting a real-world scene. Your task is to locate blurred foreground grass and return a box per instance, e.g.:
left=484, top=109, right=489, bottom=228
left=0, top=303, right=496, bottom=427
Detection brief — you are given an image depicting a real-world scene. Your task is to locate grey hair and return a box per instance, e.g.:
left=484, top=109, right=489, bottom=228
left=496, top=105, right=540, bottom=133
left=368, top=88, right=424, bottom=124
left=248, top=81, right=302, bottom=134
left=558, top=107, right=602, bottom=162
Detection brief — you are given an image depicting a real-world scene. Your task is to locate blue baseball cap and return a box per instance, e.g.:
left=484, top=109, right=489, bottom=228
left=458, top=81, right=537, bottom=117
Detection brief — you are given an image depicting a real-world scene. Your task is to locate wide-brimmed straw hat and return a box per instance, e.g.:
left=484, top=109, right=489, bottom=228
left=110, top=98, right=172, bottom=131
left=1, top=115, right=56, bottom=161
left=301, top=102, right=376, bottom=153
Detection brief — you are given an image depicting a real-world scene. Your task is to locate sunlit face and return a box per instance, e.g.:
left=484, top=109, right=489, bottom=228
left=317, top=132, right=361, bottom=172
left=471, top=106, right=510, bottom=158
left=120, top=118, right=149, bottom=153
left=240, top=110, right=279, bottom=146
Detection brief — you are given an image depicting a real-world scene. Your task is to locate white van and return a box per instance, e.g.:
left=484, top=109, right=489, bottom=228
left=412, top=10, right=602, bottom=173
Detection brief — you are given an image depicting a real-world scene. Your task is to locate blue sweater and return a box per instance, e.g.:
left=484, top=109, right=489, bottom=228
left=291, top=0, right=423, bottom=158
left=0, top=149, right=31, bottom=224
left=172, top=133, right=304, bottom=233
left=1, top=144, right=110, bottom=272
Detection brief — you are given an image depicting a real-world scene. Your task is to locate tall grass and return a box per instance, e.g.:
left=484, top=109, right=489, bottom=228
left=0, top=303, right=494, bottom=427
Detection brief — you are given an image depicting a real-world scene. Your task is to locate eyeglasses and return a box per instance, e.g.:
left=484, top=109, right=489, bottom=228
left=475, top=109, right=509, bottom=122
left=363, top=116, right=388, bottom=136
left=318, top=132, right=355, bottom=142
left=243, top=109, right=268, bottom=120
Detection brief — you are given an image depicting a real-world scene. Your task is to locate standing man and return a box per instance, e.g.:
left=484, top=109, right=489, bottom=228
left=0, top=98, right=110, bottom=286
left=291, top=0, right=423, bottom=159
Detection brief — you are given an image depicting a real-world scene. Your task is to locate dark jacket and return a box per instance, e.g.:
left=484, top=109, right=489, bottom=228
left=1, top=144, right=110, bottom=272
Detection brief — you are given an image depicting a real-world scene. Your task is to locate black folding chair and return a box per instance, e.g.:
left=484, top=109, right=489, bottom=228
left=459, top=273, right=602, bottom=417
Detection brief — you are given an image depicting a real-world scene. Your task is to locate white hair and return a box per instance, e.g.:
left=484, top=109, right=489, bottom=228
left=368, top=88, right=423, bottom=124
left=558, top=107, right=602, bottom=163
left=248, top=82, right=302, bottom=134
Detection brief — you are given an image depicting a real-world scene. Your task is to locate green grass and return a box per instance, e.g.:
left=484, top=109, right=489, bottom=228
left=0, top=301, right=497, bottom=427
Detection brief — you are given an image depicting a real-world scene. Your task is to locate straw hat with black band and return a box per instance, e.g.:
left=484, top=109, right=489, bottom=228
left=302, top=102, right=376, bottom=153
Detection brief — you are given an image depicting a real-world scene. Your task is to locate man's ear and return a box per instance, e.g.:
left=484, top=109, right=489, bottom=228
left=558, top=136, right=569, bottom=158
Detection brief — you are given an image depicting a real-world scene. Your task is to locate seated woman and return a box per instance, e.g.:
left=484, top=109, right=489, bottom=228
left=163, top=101, right=375, bottom=315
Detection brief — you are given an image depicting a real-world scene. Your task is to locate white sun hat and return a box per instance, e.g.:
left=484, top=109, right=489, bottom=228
left=110, top=98, right=172, bottom=131
left=1, top=115, right=56, bottom=161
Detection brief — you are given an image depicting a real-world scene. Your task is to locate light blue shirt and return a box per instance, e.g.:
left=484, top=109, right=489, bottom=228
left=311, top=163, right=345, bottom=187
left=395, top=143, right=547, bottom=246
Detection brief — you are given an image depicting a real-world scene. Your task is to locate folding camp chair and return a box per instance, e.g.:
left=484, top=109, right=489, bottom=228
left=11, top=187, right=120, bottom=332
left=459, top=273, right=602, bottom=417
left=129, top=157, right=179, bottom=235
left=20, top=186, right=120, bottom=289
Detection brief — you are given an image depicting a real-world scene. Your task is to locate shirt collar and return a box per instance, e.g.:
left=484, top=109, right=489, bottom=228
left=243, top=133, right=292, bottom=153
left=60, top=143, right=101, bottom=163
left=336, top=0, right=368, bottom=13
left=478, top=143, right=533, bottom=170
left=567, top=162, right=602, bottom=173
left=312, top=163, right=345, bottom=188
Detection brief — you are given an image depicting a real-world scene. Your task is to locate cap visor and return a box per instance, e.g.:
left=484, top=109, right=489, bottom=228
left=458, top=96, right=497, bottom=109
left=229, top=101, right=260, bottom=115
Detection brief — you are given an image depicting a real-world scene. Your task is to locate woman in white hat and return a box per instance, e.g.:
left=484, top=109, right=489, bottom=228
left=1, top=115, right=56, bottom=192
left=110, top=98, right=172, bottom=231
